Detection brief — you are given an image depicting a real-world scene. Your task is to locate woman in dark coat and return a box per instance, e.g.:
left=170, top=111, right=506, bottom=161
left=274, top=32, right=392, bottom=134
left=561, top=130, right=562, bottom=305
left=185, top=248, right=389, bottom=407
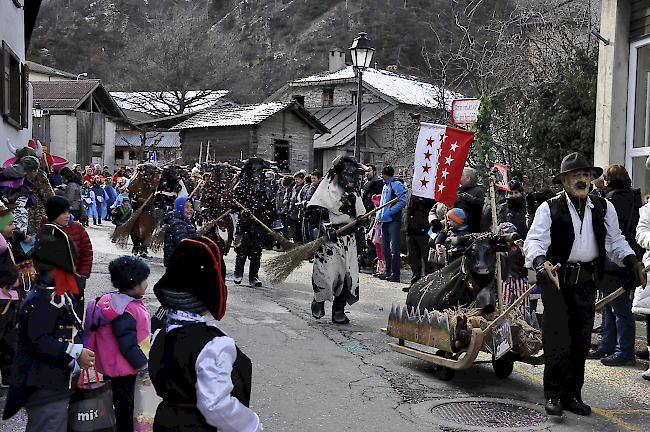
left=163, top=196, right=197, bottom=267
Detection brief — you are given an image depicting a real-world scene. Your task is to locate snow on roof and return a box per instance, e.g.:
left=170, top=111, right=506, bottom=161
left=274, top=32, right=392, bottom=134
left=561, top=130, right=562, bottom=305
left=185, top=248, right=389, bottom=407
left=115, top=131, right=181, bottom=149
left=293, top=66, right=461, bottom=110
left=110, top=90, right=229, bottom=117
left=170, top=102, right=289, bottom=130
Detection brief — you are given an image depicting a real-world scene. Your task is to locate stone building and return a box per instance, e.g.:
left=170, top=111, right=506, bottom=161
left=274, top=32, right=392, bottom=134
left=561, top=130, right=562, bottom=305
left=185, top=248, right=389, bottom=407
left=268, top=49, right=458, bottom=172
left=171, top=101, right=328, bottom=172
left=596, top=0, right=650, bottom=194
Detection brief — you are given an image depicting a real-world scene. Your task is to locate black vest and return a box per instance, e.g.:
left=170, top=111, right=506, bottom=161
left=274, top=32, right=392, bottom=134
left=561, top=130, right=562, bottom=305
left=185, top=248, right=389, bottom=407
left=149, top=323, right=252, bottom=407
left=546, top=193, right=607, bottom=271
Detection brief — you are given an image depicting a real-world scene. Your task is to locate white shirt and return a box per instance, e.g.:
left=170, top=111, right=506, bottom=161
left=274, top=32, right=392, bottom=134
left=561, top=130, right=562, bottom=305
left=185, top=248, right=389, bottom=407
left=524, top=192, right=635, bottom=268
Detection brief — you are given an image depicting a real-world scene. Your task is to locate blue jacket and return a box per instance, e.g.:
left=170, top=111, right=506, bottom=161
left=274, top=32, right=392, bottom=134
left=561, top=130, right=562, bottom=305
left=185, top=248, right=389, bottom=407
left=104, top=184, right=118, bottom=208
left=163, top=212, right=197, bottom=267
left=376, top=177, right=407, bottom=223
left=3, top=279, right=81, bottom=420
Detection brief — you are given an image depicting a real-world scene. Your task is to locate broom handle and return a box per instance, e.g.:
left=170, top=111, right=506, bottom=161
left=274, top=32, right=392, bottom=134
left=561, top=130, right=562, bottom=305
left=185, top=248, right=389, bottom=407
left=334, top=193, right=406, bottom=235
left=233, top=199, right=281, bottom=237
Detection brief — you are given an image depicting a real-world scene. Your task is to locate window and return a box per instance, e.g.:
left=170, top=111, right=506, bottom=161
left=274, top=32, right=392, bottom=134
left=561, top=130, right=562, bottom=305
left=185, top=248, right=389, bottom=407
left=129, top=151, right=137, bottom=160
left=1, top=42, right=28, bottom=129
left=115, top=150, right=124, bottom=160
left=351, top=91, right=358, bottom=105
left=274, top=139, right=290, bottom=172
left=321, top=88, right=334, bottom=107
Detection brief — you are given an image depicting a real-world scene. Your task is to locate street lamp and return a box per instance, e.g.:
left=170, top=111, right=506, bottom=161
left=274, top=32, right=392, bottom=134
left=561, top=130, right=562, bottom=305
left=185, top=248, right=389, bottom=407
left=349, top=32, right=375, bottom=161
left=32, top=102, right=43, bottom=119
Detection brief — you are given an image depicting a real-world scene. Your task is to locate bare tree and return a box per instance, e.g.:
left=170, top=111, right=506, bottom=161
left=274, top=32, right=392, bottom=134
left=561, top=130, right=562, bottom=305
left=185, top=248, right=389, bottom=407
left=121, top=130, right=163, bottom=163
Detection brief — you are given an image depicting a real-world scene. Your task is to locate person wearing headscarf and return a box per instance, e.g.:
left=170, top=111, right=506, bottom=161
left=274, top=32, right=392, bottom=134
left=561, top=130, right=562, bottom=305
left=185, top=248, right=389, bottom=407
left=149, top=236, right=262, bottom=432
left=163, top=196, right=197, bottom=267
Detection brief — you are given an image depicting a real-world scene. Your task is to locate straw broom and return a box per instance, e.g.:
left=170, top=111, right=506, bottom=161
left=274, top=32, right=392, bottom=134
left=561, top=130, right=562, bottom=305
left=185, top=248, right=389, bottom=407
left=233, top=199, right=295, bottom=252
left=197, top=209, right=232, bottom=236
left=264, top=194, right=405, bottom=284
left=111, top=192, right=155, bottom=247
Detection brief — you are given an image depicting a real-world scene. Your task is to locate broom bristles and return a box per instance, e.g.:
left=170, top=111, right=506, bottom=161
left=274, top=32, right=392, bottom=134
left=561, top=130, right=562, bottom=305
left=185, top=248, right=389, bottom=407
left=110, top=202, right=148, bottom=247
left=264, top=237, right=325, bottom=283
left=149, top=224, right=168, bottom=252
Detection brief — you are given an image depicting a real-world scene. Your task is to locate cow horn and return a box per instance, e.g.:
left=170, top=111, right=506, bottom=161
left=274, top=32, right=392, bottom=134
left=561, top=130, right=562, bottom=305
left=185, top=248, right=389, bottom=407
left=35, top=140, right=44, bottom=158
left=6, top=139, right=16, bottom=156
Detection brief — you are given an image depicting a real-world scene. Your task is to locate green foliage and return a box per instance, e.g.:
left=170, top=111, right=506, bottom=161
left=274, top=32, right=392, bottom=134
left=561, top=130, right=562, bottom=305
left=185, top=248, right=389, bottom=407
left=471, top=96, right=496, bottom=188
left=522, top=49, right=598, bottom=168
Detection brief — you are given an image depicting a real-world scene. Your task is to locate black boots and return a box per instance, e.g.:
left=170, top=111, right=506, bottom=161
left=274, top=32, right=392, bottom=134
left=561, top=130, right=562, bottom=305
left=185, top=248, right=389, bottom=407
left=311, top=299, right=325, bottom=319
left=93, top=218, right=98, bottom=225
left=234, top=254, right=246, bottom=284
left=249, top=256, right=262, bottom=287
left=545, top=399, right=563, bottom=417
left=332, top=296, right=349, bottom=324
left=563, top=398, right=591, bottom=416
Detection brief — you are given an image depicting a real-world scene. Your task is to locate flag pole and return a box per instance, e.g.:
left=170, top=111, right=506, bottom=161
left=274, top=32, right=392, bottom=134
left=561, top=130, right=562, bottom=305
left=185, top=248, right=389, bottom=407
left=489, top=170, right=504, bottom=314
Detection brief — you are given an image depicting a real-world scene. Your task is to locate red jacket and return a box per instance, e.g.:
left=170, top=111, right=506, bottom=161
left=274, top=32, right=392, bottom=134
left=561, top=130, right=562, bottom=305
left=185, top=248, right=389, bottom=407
left=50, top=219, right=93, bottom=277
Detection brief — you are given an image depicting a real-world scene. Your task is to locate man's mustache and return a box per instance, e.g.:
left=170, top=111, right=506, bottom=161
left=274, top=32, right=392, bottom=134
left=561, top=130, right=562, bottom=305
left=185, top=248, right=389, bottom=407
left=575, top=181, right=587, bottom=190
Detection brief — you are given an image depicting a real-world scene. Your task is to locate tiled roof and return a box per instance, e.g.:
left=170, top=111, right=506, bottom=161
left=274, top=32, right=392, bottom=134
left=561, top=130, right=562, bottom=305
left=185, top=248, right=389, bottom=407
left=310, top=103, right=394, bottom=149
left=170, top=102, right=289, bottom=130
left=292, top=66, right=461, bottom=110
left=32, top=80, right=100, bottom=110
left=115, top=132, right=181, bottom=149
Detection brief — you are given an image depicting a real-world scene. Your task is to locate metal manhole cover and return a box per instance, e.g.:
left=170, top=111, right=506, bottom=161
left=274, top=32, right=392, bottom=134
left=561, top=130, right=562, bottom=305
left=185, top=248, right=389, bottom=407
left=430, top=399, right=547, bottom=429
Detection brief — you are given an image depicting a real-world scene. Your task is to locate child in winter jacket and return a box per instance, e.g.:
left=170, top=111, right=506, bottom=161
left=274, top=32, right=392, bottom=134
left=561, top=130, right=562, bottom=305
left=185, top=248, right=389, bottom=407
left=163, top=196, right=197, bottom=267
left=0, top=204, right=19, bottom=387
left=84, top=256, right=151, bottom=432
left=81, top=181, right=98, bottom=226
left=46, top=196, right=93, bottom=319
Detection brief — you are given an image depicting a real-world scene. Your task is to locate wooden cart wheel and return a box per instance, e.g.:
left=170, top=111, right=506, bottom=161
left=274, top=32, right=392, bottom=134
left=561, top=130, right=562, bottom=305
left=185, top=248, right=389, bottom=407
left=492, top=353, right=514, bottom=379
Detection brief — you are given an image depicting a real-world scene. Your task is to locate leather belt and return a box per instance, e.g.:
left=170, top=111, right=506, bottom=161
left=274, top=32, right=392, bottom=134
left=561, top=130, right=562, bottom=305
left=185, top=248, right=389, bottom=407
left=559, top=260, right=598, bottom=285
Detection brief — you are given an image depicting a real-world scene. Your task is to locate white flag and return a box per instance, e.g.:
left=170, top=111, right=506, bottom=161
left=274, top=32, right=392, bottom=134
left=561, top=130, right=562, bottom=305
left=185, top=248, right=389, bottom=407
left=411, top=123, right=445, bottom=199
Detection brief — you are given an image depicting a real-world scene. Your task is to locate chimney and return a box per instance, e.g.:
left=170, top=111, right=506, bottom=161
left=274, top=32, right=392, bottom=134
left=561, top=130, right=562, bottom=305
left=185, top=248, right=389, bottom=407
left=386, top=65, right=398, bottom=73
left=329, top=48, right=346, bottom=72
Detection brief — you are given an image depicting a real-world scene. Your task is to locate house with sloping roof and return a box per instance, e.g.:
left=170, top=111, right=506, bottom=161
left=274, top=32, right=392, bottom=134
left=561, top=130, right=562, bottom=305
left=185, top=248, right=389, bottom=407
left=171, top=101, right=328, bottom=171
left=268, top=49, right=460, bottom=172
left=1, top=0, right=42, bottom=164
left=31, top=79, right=126, bottom=168
left=114, top=130, right=181, bottom=167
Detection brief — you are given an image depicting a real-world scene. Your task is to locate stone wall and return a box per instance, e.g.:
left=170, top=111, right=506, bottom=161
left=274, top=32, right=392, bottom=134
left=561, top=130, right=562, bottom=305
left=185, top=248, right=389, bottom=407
left=256, top=110, right=314, bottom=172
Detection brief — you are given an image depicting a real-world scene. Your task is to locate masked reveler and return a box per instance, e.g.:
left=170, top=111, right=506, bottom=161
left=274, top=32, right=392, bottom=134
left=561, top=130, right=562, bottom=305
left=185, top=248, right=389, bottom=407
left=524, top=152, right=646, bottom=417
left=232, top=158, right=276, bottom=287
left=306, top=156, right=366, bottom=324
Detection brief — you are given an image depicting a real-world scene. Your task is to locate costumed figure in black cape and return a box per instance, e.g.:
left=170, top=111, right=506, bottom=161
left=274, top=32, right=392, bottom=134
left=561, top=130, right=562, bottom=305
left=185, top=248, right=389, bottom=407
left=306, top=156, right=367, bottom=324
left=150, top=236, right=263, bottom=431
left=232, top=158, right=276, bottom=287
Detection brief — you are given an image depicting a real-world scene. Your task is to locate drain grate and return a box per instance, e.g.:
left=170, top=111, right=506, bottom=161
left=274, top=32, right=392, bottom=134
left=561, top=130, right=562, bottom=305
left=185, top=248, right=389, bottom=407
left=430, top=400, right=547, bottom=428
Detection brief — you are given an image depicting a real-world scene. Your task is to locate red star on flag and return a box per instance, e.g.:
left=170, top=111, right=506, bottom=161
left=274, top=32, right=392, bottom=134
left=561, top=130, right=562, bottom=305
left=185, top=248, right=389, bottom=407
left=426, top=137, right=434, bottom=147
left=424, top=150, right=432, bottom=160
left=422, top=163, right=430, bottom=173
left=420, top=178, right=429, bottom=188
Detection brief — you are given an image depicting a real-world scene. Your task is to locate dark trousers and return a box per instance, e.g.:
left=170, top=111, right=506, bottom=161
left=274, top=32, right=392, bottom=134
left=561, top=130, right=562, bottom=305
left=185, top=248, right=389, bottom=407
left=290, top=218, right=303, bottom=243
left=25, top=396, right=69, bottom=432
left=598, top=287, right=635, bottom=359
left=107, top=374, right=137, bottom=432
left=0, top=300, right=18, bottom=384
left=72, top=277, right=86, bottom=321
left=541, top=280, right=596, bottom=400
left=382, top=221, right=402, bottom=278
left=407, top=234, right=432, bottom=281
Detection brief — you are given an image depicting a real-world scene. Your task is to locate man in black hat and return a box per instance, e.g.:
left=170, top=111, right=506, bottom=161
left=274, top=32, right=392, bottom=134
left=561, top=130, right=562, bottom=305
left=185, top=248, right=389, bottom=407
left=524, top=152, right=646, bottom=417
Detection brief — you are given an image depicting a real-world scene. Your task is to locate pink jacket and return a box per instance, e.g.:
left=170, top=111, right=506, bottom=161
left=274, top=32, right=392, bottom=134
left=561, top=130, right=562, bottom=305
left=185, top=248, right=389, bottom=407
left=84, top=292, right=151, bottom=377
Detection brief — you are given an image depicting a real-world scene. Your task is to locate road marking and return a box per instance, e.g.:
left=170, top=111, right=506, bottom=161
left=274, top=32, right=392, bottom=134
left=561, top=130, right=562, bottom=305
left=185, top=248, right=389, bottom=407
left=513, top=365, right=646, bottom=432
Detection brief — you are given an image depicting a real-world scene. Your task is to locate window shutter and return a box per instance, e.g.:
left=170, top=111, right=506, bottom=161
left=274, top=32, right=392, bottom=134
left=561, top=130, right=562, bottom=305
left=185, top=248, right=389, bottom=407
left=1, top=43, right=9, bottom=118
left=20, top=62, right=29, bottom=129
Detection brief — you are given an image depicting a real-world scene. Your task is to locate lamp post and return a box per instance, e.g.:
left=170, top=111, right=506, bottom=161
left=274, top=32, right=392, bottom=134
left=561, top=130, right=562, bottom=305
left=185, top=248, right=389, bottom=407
left=349, top=32, right=375, bottom=161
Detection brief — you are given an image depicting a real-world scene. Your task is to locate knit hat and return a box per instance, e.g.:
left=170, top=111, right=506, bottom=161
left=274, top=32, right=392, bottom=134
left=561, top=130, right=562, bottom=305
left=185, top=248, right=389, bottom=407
left=109, top=256, right=150, bottom=292
left=498, top=222, right=518, bottom=235
left=154, top=236, right=227, bottom=320
left=45, top=196, right=71, bottom=221
left=446, top=208, right=468, bottom=230
left=173, top=196, right=193, bottom=216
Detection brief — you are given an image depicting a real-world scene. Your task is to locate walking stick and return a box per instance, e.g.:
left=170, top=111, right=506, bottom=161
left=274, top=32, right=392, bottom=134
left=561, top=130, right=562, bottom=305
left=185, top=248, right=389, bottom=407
left=595, top=265, right=650, bottom=311
left=197, top=209, right=232, bottom=236
left=233, top=199, right=295, bottom=252
left=264, top=193, right=406, bottom=284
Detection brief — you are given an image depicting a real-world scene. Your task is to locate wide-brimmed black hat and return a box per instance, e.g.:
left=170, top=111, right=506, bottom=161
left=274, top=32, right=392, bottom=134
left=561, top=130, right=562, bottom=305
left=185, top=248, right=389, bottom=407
left=154, top=236, right=227, bottom=320
left=34, top=224, right=79, bottom=276
left=552, top=152, right=603, bottom=184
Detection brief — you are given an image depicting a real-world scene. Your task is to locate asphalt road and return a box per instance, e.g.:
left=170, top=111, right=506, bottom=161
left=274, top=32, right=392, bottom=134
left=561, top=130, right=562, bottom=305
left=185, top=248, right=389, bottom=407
left=2, top=223, right=650, bottom=431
